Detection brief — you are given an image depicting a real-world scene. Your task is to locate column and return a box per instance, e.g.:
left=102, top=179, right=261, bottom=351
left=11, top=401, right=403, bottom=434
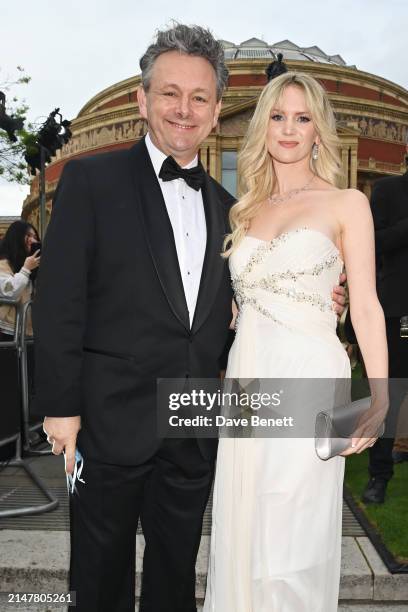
left=349, top=147, right=358, bottom=189
left=341, top=147, right=350, bottom=189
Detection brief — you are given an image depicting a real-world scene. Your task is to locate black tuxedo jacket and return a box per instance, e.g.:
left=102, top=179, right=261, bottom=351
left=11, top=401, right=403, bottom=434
left=32, top=138, right=235, bottom=464
left=370, top=171, right=408, bottom=317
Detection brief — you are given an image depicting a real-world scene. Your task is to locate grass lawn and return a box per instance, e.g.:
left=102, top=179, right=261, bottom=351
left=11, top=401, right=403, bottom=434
left=345, top=452, right=408, bottom=563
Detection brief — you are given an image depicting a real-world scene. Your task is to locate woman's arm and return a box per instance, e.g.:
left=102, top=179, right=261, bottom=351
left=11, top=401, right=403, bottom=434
left=0, top=265, right=31, bottom=300
left=0, top=251, right=39, bottom=300
left=338, top=189, right=389, bottom=454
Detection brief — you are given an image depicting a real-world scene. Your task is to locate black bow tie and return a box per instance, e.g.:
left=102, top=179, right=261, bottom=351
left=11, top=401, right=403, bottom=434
left=159, top=156, right=206, bottom=191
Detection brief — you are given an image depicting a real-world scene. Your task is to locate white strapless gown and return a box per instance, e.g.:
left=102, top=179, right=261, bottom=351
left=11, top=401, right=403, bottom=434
left=204, top=228, right=351, bottom=612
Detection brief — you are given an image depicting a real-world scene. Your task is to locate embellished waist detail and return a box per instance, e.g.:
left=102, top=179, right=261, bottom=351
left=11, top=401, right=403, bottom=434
left=231, top=229, right=342, bottom=330
left=232, top=253, right=338, bottom=313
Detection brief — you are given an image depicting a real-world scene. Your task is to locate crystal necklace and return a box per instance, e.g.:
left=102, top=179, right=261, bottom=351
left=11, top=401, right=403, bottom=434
left=268, top=175, right=315, bottom=205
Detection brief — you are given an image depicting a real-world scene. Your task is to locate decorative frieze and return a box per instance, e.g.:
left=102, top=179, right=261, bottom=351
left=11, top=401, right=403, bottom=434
left=56, top=119, right=147, bottom=159
left=338, top=114, right=407, bottom=143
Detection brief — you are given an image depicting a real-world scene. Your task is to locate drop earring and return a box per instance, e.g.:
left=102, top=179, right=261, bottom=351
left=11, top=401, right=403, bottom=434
left=312, top=143, right=319, bottom=160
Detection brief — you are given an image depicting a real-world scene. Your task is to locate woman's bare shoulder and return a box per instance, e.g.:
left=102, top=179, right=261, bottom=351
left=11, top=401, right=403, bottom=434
left=339, top=187, right=368, bottom=200
left=325, top=187, right=369, bottom=211
left=338, top=188, right=370, bottom=210
left=332, top=189, right=373, bottom=233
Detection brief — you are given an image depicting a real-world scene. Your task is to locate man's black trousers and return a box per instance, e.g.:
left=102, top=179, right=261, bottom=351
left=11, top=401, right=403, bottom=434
left=69, top=438, right=214, bottom=612
left=368, top=317, right=408, bottom=481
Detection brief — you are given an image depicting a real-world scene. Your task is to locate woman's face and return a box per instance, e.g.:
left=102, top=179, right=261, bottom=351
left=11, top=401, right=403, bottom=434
left=24, top=228, right=39, bottom=253
left=266, top=85, right=319, bottom=166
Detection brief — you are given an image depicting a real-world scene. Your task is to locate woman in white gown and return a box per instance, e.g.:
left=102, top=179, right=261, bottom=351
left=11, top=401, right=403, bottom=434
left=204, top=72, right=388, bottom=612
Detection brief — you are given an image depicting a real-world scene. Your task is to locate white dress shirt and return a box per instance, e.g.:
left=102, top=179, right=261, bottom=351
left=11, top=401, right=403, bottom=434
left=145, top=133, right=207, bottom=326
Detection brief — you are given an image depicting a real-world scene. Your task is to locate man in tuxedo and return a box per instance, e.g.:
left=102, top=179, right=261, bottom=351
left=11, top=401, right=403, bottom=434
left=33, top=23, right=346, bottom=612
left=363, top=146, right=408, bottom=504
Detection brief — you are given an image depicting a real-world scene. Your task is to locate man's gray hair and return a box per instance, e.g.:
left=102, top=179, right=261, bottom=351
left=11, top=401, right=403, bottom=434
left=139, top=23, right=229, bottom=101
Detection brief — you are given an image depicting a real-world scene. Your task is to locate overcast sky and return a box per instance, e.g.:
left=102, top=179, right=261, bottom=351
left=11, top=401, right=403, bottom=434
left=1, top=0, right=407, bottom=216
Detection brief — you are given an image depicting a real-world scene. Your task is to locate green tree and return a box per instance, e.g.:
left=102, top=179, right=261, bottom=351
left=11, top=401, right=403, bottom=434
left=0, top=66, right=36, bottom=184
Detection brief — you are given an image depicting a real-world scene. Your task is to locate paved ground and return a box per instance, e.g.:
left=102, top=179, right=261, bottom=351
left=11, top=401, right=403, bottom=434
left=1, top=448, right=407, bottom=610
left=1, top=605, right=408, bottom=612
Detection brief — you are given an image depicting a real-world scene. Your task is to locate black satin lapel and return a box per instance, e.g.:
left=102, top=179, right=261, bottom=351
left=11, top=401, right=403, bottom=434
left=192, top=176, right=227, bottom=334
left=128, top=140, right=190, bottom=331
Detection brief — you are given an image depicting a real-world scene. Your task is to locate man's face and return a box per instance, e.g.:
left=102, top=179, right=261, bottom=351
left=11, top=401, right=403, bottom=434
left=137, top=50, right=222, bottom=166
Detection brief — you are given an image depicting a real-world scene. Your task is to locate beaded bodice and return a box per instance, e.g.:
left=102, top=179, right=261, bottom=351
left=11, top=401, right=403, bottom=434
left=230, top=227, right=343, bottom=331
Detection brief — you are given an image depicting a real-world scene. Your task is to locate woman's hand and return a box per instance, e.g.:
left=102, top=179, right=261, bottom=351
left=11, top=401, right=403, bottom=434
left=340, top=436, right=378, bottom=457
left=24, top=250, right=41, bottom=271
left=340, top=395, right=388, bottom=457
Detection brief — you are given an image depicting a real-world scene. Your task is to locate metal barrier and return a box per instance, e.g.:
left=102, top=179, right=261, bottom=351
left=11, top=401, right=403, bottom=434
left=0, top=297, right=58, bottom=518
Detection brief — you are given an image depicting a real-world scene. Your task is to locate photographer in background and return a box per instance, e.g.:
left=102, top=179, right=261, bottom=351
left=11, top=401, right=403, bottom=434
left=363, top=144, right=408, bottom=504
left=0, top=220, right=40, bottom=339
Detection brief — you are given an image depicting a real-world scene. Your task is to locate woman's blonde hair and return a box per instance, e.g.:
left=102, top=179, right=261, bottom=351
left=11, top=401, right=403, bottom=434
left=223, top=71, right=342, bottom=257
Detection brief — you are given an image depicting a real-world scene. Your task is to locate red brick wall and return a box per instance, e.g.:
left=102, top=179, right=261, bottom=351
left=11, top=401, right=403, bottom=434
left=44, top=141, right=136, bottom=182
left=358, top=138, right=405, bottom=164
left=227, top=74, right=267, bottom=87
left=227, top=74, right=406, bottom=108
left=96, top=91, right=138, bottom=111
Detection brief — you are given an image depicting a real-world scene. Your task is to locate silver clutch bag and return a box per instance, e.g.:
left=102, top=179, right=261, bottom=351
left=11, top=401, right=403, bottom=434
left=315, top=396, right=385, bottom=461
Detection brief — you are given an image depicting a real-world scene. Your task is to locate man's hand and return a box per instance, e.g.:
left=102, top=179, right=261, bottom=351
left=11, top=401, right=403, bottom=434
left=43, top=416, right=81, bottom=475
left=332, top=272, right=347, bottom=317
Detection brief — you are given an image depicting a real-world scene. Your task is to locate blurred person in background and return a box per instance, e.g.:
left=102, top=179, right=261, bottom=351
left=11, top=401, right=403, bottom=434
left=0, top=220, right=40, bottom=340
left=362, top=143, right=408, bottom=504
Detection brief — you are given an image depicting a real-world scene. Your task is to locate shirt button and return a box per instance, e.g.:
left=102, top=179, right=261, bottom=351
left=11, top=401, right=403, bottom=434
left=187, top=271, right=190, bottom=275
left=186, top=232, right=189, bottom=237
